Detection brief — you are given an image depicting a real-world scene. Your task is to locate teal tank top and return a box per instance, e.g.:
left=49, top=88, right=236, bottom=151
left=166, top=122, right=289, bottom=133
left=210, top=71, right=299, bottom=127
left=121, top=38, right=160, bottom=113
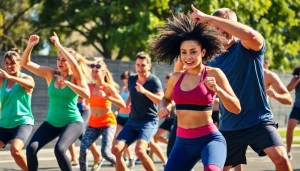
left=46, top=75, right=83, bottom=127
left=0, top=73, right=34, bottom=128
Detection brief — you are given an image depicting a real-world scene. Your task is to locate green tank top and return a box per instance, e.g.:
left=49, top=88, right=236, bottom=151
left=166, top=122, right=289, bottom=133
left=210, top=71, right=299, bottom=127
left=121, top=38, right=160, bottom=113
left=0, top=73, right=34, bottom=128
left=46, top=75, right=83, bottom=127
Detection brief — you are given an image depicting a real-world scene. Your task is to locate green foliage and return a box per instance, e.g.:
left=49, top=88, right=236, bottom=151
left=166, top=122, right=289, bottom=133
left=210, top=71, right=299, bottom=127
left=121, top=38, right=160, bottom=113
left=0, top=0, right=43, bottom=52
left=1, top=0, right=299, bottom=70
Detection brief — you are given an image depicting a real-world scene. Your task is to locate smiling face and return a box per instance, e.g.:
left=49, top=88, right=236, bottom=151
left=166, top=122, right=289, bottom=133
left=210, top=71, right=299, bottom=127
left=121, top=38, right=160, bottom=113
left=4, top=56, right=20, bottom=75
left=179, top=40, right=206, bottom=69
left=57, top=51, right=71, bottom=72
left=135, top=58, right=151, bottom=78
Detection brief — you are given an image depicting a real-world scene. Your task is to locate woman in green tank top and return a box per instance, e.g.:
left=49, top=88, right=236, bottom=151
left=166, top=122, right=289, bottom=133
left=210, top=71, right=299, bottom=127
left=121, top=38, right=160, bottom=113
left=21, top=33, right=90, bottom=171
left=0, top=49, right=35, bottom=171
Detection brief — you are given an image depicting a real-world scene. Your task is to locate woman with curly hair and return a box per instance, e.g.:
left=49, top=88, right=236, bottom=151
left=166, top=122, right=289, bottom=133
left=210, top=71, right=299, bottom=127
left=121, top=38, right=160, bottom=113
left=152, top=13, right=241, bottom=171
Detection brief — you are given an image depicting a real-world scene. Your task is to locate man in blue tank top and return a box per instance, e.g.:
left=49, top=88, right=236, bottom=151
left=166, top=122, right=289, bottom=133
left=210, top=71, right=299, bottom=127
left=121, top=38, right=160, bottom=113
left=189, top=5, right=292, bottom=171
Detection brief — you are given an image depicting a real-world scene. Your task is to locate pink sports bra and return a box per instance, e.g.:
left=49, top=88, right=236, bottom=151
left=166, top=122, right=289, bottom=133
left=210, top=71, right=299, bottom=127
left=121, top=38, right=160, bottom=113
left=173, top=66, right=215, bottom=111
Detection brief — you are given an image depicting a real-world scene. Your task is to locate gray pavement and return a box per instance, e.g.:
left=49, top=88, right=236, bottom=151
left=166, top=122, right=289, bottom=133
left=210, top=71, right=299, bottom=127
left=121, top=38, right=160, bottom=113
left=1, top=144, right=300, bottom=171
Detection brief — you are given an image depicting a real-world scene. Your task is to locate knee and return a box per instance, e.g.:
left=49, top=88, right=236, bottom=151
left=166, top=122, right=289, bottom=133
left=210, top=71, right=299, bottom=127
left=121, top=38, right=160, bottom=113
left=272, top=154, right=289, bottom=166
left=54, top=144, right=66, bottom=157
left=101, top=147, right=110, bottom=158
left=10, top=146, right=22, bottom=157
left=111, top=145, right=122, bottom=157
left=135, top=147, right=147, bottom=160
left=26, top=142, right=38, bottom=156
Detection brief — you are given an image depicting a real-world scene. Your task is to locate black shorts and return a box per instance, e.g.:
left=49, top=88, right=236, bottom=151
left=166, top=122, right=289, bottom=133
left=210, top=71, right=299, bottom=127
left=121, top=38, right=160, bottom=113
left=212, top=111, right=220, bottom=124
left=220, top=120, right=284, bottom=167
left=117, top=116, right=129, bottom=127
left=159, top=118, right=175, bottom=132
left=0, top=125, right=33, bottom=147
left=289, top=106, right=300, bottom=123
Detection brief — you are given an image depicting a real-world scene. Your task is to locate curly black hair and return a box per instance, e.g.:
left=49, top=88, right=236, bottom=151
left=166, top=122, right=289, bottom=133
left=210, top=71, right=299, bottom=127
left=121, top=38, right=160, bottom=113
left=292, top=66, right=300, bottom=77
left=151, top=13, right=225, bottom=65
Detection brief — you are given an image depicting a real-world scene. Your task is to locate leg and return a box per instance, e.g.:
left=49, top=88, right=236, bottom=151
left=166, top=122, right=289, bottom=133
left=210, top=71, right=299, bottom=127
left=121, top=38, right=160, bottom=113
left=264, top=146, right=292, bottom=171
left=286, top=119, right=299, bottom=154
left=10, top=125, right=33, bottom=171
left=55, top=122, right=84, bottom=171
left=234, top=165, right=243, bottom=171
left=27, top=122, right=60, bottom=171
left=10, top=139, right=27, bottom=171
left=79, top=127, right=101, bottom=171
left=135, top=139, right=156, bottom=171
left=149, top=138, right=167, bottom=164
left=154, top=128, right=169, bottom=144
left=68, top=144, right=78, bottom=166
left=165, top=136, right=202, bottom=171
left=79, top=109, right=91, bottom=140
left=167, top=117, right=177, bottom=157
left=90, top=142, right=102, bottom=164
left=100, top=125, right=117, bottom=165
left=201, top=133, right=226, bottom=171
left=112, top=121, right=138, bottom=171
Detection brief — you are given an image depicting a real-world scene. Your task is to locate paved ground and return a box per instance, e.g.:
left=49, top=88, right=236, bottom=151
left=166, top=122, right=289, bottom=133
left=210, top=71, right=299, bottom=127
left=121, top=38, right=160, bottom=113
left=1, top=144, right=300, bottom=171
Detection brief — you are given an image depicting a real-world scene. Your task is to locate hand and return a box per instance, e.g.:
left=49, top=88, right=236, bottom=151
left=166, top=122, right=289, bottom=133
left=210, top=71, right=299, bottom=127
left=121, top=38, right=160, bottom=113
left=55, top=75, right=67, bottom=86
left=204, top=77, right=220, bottom=93
left=28, top=35, right=39, bottom=47
left=157, top=107, right=171, bottom=118
left=0, top=69, right=11, bottom=79
left=98, top=90, right=108, bottom=99
left=190, top=4, right=212, bottom=23
left=266, top=88, right=277, bottom=98
left=49, top=32, right=61, bottom=47
left=135, top=82, right=146, bottom=94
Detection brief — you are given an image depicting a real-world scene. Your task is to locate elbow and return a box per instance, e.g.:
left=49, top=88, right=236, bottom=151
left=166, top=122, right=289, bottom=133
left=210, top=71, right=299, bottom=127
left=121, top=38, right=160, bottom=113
left=81, top=91, right=90, bottom=99
left=231, top=100, right=241, bottom=114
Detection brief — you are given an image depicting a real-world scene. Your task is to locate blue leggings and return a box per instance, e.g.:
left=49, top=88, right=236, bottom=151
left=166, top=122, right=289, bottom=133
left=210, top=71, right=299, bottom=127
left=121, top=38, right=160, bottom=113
left=165, top=131, right=226, bottom=171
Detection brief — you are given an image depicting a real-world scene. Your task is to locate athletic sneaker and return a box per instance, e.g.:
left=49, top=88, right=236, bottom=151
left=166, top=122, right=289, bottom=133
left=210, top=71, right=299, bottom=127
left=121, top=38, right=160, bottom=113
left=71, top=161, right=79, bottom=168
left=135, top=158, right=142, bottom=164
left=287, top=152, right=293, bottom=160
left=128, top=156, right=136, bottom=168
left=91, top=158, right=105, bottom=171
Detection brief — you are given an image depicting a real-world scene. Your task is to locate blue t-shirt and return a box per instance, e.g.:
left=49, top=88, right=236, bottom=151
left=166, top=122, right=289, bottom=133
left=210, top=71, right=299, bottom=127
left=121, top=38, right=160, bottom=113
left=207, top=39, right=272, bottom=131
left=128, top=74, right=163, bottom=120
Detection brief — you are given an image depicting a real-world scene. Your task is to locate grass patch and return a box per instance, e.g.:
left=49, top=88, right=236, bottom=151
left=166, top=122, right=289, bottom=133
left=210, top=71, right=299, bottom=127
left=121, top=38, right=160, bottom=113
left=278, top=129, right=300, bottom=137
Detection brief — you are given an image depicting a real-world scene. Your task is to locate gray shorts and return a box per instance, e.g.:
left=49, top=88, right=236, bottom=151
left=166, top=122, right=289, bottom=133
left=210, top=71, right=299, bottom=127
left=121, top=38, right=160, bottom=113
left=0, top=124, right=33, bottom=147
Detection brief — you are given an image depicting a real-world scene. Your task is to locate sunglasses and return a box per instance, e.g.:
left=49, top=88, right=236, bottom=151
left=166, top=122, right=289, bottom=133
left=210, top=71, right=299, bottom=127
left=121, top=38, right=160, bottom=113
left=90, top=64, right=101, bottom=69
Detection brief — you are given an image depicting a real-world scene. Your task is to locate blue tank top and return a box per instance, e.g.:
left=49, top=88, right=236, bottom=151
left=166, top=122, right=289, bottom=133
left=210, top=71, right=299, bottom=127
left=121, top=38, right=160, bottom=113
left=207, top=39, right=272, bottom=131
left=119, top=86, right=130, bottom=118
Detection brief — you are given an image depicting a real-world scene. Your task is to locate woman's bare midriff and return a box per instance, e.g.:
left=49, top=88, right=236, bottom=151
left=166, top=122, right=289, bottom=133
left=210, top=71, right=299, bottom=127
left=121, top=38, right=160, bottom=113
left=90, top=107, right=111, bottom=117
left=177, top=110, right=213, bottom=129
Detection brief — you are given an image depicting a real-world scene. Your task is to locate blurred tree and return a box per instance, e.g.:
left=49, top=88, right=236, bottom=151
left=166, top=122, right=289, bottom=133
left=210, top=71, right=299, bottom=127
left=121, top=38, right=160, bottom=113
left=36, top=0, right=169, bottom=59
left=0, top=0, right=43, bottom=52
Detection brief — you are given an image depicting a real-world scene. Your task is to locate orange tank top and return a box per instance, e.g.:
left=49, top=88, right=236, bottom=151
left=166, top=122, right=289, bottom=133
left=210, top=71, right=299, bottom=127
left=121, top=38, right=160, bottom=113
left=87, top=84, right=112, bottom=108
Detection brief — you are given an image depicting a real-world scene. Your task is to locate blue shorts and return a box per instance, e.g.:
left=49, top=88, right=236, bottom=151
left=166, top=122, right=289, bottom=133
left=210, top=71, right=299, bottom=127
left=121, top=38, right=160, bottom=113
left=116, top=118, right=158, bottom=146
left=0, top=125, right=33, bottom=147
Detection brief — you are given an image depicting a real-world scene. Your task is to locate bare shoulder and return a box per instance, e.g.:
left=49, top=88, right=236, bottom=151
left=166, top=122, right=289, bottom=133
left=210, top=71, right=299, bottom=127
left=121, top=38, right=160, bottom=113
left=168, top=72, right=183, bottom=86
left=206, top=66, right=223, bottom=77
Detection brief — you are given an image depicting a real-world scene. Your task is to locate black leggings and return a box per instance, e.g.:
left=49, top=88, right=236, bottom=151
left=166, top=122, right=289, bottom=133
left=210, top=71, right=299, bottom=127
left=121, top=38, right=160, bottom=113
left=167, top=117, right=177, bottom=157
left=26, top=121, right=84, bottom=171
